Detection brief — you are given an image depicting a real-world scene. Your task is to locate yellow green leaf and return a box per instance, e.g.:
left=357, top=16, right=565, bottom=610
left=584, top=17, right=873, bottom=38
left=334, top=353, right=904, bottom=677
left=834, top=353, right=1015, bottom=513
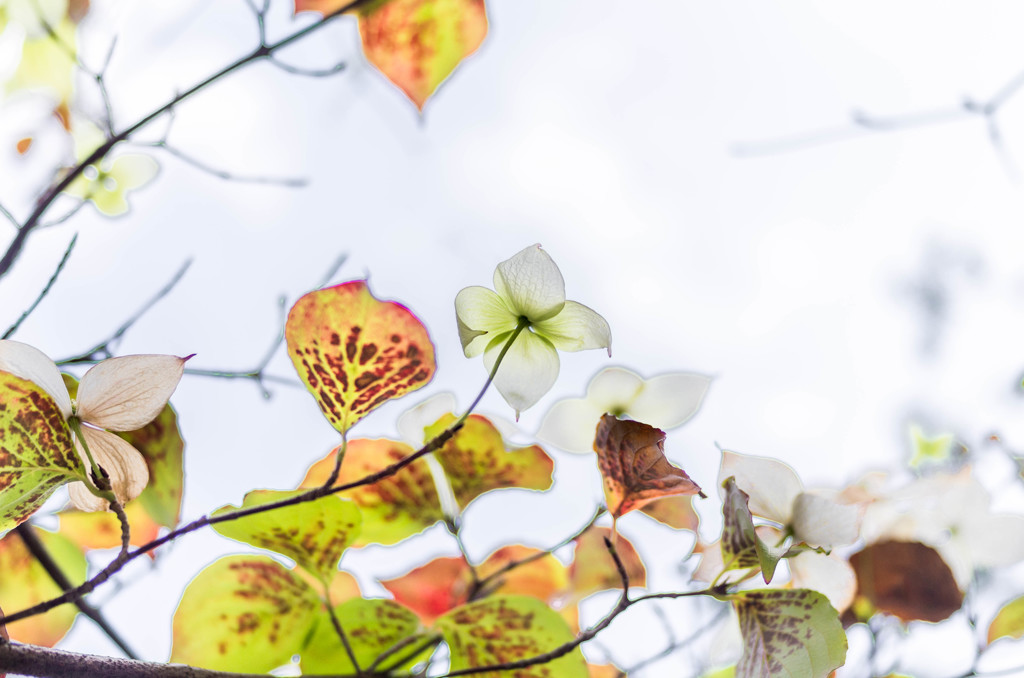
left=300, top=598, right=427, bottom=674
left=0, top=371, right=82, bottom=533
left=569, top=527, right=645, bottom=598
left=118, top=403, right=184, bottom=529
left=357, top=0, right=488, bottom=111
left=170, top=555, right=320, bottom=672
left=300, top=439, right=444, bottom=546
left=424, top=413, right=554, bottom=507
left=989, top=594, right=1024, bottom=645
left=5, top=17, right=77, bottom=102
left=732, top=589, right=846, bottom=678
left=286, top=281, right=436, bottom=434
left=909, top=424, right=956, bottom=468
left=211, top=490, right=361, bottom=583
left=0, top=527, right=86, bottom=646
left=436, top=595, right=588, bottom=677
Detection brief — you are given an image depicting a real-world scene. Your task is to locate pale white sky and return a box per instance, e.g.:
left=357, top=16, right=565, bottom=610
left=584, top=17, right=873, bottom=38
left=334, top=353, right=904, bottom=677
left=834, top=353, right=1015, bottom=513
left=4, top=1, right=1024, bottom=675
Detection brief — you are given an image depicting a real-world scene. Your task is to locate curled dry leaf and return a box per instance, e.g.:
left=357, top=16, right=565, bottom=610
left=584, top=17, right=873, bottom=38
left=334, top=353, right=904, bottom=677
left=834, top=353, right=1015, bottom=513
left=849, top=540, right=963, bottom=623
left=594, top=414, right=703, bottom=519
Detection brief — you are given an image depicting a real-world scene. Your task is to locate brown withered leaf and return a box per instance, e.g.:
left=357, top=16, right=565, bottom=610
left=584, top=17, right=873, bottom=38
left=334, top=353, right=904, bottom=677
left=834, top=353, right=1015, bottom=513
left=850, top=540, right=963, bottom=623
left=594, top=414, right=703, bottom=519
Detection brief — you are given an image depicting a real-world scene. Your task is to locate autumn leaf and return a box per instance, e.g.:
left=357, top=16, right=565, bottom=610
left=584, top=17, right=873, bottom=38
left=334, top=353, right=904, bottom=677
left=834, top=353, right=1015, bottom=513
left=732, top=589, right=847, bottom=678
left=569, top=527, right=645, bottom=597
left=170, top=555, right=320, bottom=672
left=211, top=490, right=362, bottom=584
left=988, top=594, right=1024, bottom=645
left=436, top=596, right=588, bottom=677
left=286, top=281, right=436, bottom=434
left=849, top=540, right=963, bottom=623
left=301, top=439, right=444, bottom=546
left=0, top=371, right=83, bottom=533
left=58, top=501, right=161, bottom=552
left=639, top=494, right=700, bottom=531
left=380, top=556, right=472, bottom=624
left=301, top=598, right=428, bottom=673
left=721, top=476, right=787, bottom=584
left=15, top=138, right=32, bottom=155
left=0, top=528, right=86, bottom=647
left=589, top=665, right=623, bottom=678
left=117, top=402, right=185, bottom=529
left=594, top=414, right=703, bottom=520
left=478, top=545, right=569, bottom=602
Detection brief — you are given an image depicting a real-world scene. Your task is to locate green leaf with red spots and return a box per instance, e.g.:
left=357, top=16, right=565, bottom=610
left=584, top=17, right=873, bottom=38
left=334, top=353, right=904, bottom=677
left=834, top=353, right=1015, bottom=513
left=435, top=595, right=588, bottom=677
left=117, top=402, right=184, bottom=528
left=286, top=281, right=436, bottom=434
left=594, top=414, right=703, bottom=520
left=569, top=527, right=645, bottom=598
left=721, top=476, right=787, bottom=584
left=0, top=527, right=86, bottom=647
left=0, top=371, right=84, bottom=533
left=301, top=598, right=429, bottom=673
left=424, top=413, right=554, bottom=508
left=300, top=439, right=444, bottom=546
left=988, top=594, right=1024, bottom=645
left=731, top=589, right=846, bottom=678
left=170, top=555, right=320, bottom=672
left=211, top=490, right=362, bottom=584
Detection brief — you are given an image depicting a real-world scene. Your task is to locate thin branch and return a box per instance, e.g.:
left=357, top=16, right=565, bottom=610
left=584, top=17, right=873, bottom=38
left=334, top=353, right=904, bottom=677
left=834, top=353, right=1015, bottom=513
left=137, top=141, right=308, bottom=187
left=3, top=233, right=77, bottom=340
left=323, top=591, right=361, bottom=674
left=37, top=201, right=87, bottom=230
left=268, top=56, right=347, bottom=78
left=621, top=606, right=729, bottom=675
left=0, top=203, right=19, bottom=230
left=366, top=633, right=441, bottom=673
left=13, top=523, right=138, bottom=659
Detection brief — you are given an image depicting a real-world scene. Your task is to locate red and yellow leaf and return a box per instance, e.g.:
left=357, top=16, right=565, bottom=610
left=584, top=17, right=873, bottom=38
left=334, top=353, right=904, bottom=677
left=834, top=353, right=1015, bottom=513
left=58, top=500, right=161, bottom=552
left=380, top=556, right=472, bottom=624
left=849, top=540, right=963, bottom=623
left=478, top=545, right=568, bottom=602
left=594, top=414, right=703, bottom=519
left=0, top=527, right=86, bottom=647
left=0, top=371, right=82, bottom=533
left=569, top=527, right=646, bottom=597
left=358, top=0, right=488, bottom=111
left=286, top=281, right=435, bottom=434
left=425, top=413, right=554, bottom=507
left=301, top=439, right=444, bottom=546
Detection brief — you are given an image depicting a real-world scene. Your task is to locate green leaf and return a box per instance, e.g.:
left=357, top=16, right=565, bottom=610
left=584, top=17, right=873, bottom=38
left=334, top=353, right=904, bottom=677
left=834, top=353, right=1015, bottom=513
left=171, top=555, right=320, bottom=672
left=300, top=440, right=444, bottom=546
left=732, top=589, right=847, bottom=678
left=0, top=527, right=86, bottom=646
left=212, top=490, right=361, bottom=584
left=301, top=598, right=428, bottom=674
left=721, top=476, right=786, bottom=584
left=987, top=595, right=1024, bottom=645
left=118, top=402, right=185, bottom=528
left=286, top=281, right=436, bottom=434
left=424, top=412, right=554, bottom=507
left=0, top=371, right=83, bottom=533
left=436, top=595, right=588, bottom=678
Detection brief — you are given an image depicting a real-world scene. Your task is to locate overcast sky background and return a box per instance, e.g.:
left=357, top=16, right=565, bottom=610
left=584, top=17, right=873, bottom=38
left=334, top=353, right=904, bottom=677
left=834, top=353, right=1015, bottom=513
left=4, top=1, right=1024, bottom=675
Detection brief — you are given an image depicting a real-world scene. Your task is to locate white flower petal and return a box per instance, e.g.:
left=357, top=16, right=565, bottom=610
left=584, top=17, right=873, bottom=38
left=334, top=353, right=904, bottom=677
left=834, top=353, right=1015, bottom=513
left=492, top=245, right=565, bottom=321
left=483, top=330, right=559, bottom=417
left=532, top=300, right=611, bottom=354
left=76, top=354, right=187, bottom=430
left=397, top=392, right=457, bottom=447
left=68, top=480, right=109, bottom=512
left=454, top=286, right=517, bottom=357
left=629, top=372, right=712, bottom=430
left=0, top=339, right=72, bottom=417
left=718, top=450, right=803, bottom=525
left=789, top=551, right=857, bottom=613
left=536, top=397, right=608, bottom=454
left=585, top=367, right=644, bottom=412
left=77, top=426, right=149, bottom=507
left=790, top=492, right=860, bottom=548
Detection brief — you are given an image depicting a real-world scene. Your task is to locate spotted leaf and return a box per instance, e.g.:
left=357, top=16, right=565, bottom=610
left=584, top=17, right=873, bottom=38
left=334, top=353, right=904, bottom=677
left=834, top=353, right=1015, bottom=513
left=211, top=490, right=361, bottom=584
left=0, top=528, right=86, bottom=647
left=58, top=501, right=161, bottom=552
left=300, top=439, right=444, bottom=546
left=569, top=527, right=645, bottom=597
left=286, top=281, right=436, bottom=434
left=301, top=598, right=428, bottom=673
left=118, top=402, right=185, bottom=528
left=435, top=595, right=588, bottom=678
left=0, top=371, right=83, bottom=533
left=849, top=540, right=963, bottom=623
left=170, top=555, right=320, bottom=672
left=988, top=594, right=1024, bottom=645
left=732, top=589, right=846, bottom=678
left=594, top=414, right=703, bottom=520
left=722, top=476, right=787, bottom=584
left=424, top=413, right=554, bottom=508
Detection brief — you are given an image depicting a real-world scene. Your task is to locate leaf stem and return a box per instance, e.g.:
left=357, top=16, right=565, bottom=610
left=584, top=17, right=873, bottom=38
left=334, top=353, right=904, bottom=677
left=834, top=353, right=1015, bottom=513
left=457, top=319, right=530, bottom=426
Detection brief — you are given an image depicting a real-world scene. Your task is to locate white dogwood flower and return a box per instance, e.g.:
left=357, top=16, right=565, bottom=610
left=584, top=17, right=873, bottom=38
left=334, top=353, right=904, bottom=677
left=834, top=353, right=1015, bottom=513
left=537, top=366, right=711, bottom=453
left=0, top=340, right=189, bottom=511
left=455, top=245, right=611, bottom=416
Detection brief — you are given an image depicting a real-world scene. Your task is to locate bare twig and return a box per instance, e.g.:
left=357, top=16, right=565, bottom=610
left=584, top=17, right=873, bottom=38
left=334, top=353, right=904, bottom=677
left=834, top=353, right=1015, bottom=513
left=136, top=141, right=308, bottom=187
left=268, top=56, right=347, bottom=78
left=3, top=234, right=77, bottom=340
left=0, top=203, right=19, bottom=230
